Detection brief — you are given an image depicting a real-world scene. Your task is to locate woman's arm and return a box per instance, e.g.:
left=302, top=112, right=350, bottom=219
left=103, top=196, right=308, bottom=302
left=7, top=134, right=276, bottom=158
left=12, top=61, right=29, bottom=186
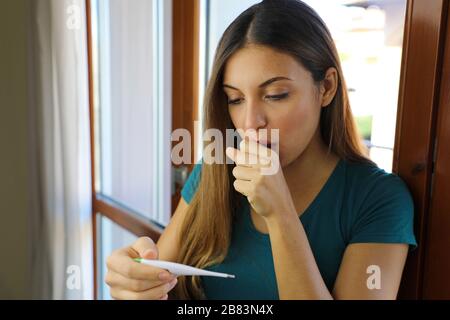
left=266, top=211, right=333, bottom=299
left=333, top=243, right=408, bottom=299
left=266, top=211, right=409, bottom=299
left=156, top=197, right=190, bottom=262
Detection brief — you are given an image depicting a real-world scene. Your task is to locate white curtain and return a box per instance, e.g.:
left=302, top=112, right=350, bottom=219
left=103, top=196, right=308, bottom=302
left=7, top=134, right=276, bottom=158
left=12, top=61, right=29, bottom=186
left=28, top=0, right=93, bottom=299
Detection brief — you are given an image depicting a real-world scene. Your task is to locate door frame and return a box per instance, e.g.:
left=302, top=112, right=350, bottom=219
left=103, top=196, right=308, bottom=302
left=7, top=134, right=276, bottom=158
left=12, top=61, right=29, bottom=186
left=394, top=0, right=449, bottom=299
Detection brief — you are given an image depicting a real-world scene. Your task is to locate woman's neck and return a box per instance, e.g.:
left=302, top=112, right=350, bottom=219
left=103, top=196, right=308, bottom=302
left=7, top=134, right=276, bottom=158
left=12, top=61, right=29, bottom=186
left=283, top=129, right=339, bottom=203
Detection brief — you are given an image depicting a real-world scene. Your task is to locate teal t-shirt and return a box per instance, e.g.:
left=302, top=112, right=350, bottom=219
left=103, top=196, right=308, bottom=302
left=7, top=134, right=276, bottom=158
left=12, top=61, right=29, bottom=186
left=181, top=159, right=417, bottom=300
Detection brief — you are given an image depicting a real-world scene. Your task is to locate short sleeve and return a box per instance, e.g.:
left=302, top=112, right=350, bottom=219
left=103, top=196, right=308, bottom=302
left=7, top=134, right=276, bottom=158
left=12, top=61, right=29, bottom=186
left=349, top=173, right=418, bottom=250
left=180, top=162, right=202, bottom=204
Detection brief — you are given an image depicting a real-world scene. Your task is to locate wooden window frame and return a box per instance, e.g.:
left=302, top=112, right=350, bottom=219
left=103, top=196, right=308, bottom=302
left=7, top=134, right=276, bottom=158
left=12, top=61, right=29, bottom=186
left=85, top=0, right=200, bottom=299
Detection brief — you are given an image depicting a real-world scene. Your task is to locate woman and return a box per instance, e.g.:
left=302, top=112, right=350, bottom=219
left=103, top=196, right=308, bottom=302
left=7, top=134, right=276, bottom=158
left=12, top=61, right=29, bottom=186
left=105, top=0, right=417, bottom=300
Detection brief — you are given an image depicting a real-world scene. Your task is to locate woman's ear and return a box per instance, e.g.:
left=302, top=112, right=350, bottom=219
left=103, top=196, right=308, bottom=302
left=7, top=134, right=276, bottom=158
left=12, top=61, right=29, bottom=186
left=320, top=67, right=338, bottom=107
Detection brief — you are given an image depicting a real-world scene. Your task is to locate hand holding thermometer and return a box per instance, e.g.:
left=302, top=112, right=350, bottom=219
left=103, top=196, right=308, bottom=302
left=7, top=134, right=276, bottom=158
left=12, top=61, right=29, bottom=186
left=134, top=258, right=235, bottom=279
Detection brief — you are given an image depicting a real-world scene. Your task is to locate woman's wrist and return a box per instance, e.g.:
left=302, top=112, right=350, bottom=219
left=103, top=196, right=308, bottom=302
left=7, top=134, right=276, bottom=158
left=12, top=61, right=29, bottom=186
left=264, top=202, right=298, bottom=229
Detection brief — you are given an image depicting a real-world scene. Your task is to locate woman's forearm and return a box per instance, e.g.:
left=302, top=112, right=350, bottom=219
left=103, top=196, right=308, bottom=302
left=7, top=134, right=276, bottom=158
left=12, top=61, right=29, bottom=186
left=266, top=210, right=334, bottom=300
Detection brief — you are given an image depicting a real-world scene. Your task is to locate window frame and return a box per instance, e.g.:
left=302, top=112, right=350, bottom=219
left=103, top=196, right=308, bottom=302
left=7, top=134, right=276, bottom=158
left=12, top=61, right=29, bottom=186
left=85, top=0, right=200, bottom=299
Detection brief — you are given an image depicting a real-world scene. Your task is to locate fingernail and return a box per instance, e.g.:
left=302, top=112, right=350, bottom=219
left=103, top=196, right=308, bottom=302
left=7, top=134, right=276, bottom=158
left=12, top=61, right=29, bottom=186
left=168, top=278, right=178, bottom=288
left=143, top=249, right=153, bottom=257
left=158, top=272, right=171, bottom=281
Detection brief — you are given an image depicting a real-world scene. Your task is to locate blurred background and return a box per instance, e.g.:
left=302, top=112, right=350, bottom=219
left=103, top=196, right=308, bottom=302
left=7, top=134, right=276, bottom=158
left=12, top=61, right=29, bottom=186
left=1, top=0, right=449, bottom=300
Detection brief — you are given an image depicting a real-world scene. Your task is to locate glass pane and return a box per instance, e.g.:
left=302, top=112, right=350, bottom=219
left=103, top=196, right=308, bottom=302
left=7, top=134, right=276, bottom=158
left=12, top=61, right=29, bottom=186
left=90, top=0, right=172, bottom=225
left=205, top=0, right=262, bottom=76
left=97, top=214, right=138, bottom=300
left=203, top=0, right=407, bottom=172
left=307, top=0, right=407, bottom=172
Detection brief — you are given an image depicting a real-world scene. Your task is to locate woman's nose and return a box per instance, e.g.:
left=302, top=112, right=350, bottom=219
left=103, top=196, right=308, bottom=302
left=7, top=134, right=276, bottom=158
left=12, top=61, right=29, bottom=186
left=243, top=101, right=267, bottom=131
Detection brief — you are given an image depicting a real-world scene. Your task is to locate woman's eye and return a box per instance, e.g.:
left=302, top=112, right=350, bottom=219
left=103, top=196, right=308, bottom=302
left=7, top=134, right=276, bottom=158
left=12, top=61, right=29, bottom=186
left=228, top=98, right=243, bottom=105
left=227, top=93, right=288, bottom=105
left=265, top=92, right=289, bottom=101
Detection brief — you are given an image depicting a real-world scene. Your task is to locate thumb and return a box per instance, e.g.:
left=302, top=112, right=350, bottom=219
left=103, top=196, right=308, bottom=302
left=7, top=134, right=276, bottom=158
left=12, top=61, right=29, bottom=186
left=132, top=236, right=159, bottom=260
left=226, top=147, right=237, bottom=163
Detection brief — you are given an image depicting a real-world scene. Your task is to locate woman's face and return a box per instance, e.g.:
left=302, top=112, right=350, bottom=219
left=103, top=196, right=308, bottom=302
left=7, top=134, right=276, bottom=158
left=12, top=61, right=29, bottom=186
left=223, top=44, right=328, bottom=167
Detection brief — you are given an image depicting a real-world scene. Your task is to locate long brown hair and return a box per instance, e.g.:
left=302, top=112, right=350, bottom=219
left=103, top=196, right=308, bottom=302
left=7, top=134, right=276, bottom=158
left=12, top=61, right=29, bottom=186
left=174, top=0, right=372, bottom=299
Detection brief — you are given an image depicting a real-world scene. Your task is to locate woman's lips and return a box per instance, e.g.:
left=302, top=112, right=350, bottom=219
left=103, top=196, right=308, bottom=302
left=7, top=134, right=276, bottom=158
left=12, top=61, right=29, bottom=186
left=243, top=136, right=277, bottom=149
left=253, top=140, right=270, bottom=147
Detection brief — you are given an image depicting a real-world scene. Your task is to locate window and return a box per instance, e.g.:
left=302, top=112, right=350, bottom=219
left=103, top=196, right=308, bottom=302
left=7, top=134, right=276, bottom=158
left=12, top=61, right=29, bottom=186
left=87, top=0, right=172, bottom=299
left=321, top=0, right=408, bottom=173
left=98, top=216, right=138, bottom=300
left=200, top=0, right=407, bottom=172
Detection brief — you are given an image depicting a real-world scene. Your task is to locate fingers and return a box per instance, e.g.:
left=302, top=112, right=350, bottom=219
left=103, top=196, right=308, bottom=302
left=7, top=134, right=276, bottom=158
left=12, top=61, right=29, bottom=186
left=232, top=165, right=258, bottom=181
left=110, top=277, right=178, bottom=300
left=239, top=138, right=273, bottom=160
left=105, top=269, right=174, bottom=292
left=132, top=236, right=159, bottom=260
left=226, top=147, right=255, bottom=167
left=106, top=247, right=173, bottom=281
left=226, top=136, right=272, bottom=167
left=233, top=179, right=252, bottom=197
left=106, top=238, right=179, bottom=300
left=226, top=147, right=270, bottom=167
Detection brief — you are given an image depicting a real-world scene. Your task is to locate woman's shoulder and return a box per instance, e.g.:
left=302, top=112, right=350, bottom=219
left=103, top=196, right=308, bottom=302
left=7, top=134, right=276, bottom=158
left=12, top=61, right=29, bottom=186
left=340, top=158, right=414, bottom=218
left=343, top=159, right=411, bottom=198
left=340, top=159, right=417, bottom=248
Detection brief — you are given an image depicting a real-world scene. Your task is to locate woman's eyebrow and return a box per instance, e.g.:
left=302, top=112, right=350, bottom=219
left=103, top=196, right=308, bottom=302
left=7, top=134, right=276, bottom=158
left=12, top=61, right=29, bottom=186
left=223, top=76, right=292, bottom=91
